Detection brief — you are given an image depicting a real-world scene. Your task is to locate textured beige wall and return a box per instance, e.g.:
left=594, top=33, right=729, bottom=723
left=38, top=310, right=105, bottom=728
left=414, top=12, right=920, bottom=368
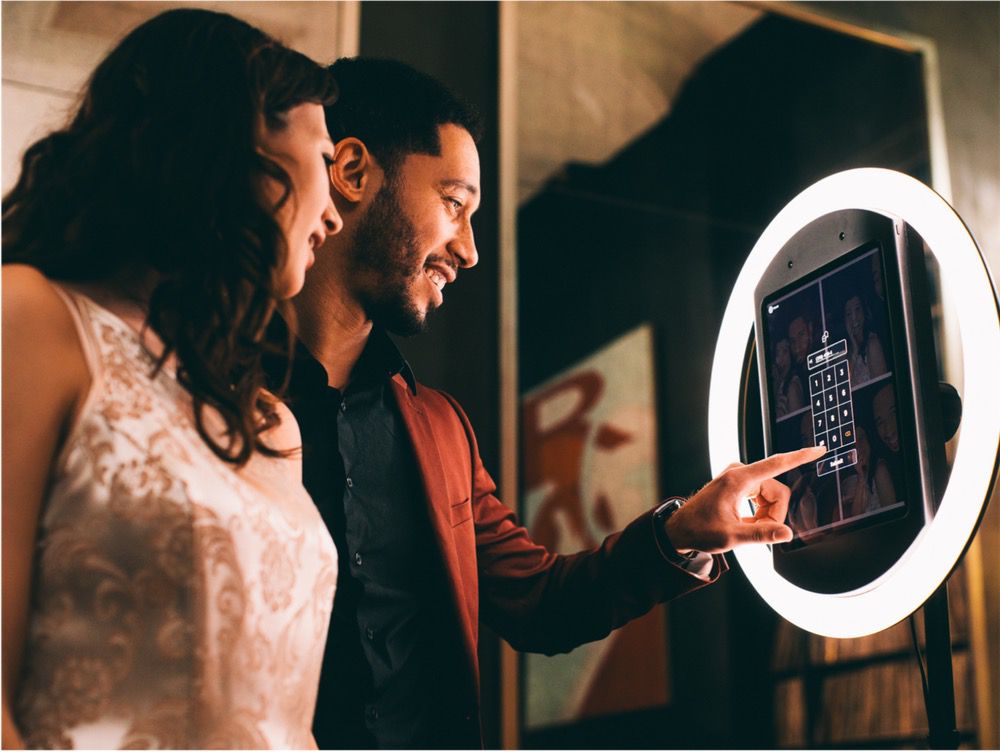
left=515, top=1, right=761, bottom=203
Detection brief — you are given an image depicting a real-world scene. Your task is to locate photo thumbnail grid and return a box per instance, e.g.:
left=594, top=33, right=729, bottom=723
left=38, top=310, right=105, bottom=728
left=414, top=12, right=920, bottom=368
left=764, top=246, right=906, bottom=539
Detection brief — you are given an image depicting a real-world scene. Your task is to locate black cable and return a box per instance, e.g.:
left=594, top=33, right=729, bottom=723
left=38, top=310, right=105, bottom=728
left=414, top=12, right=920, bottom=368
left=909, top=613, right=932, bottom=722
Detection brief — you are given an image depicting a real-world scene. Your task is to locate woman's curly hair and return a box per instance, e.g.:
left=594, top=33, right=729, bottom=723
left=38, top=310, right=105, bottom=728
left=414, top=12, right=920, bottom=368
left=2, top=8, right=338, bottom=466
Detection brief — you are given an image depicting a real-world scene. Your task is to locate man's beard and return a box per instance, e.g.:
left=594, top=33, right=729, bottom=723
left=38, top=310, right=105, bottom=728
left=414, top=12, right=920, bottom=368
left=349, top=179, right=431, bottom=336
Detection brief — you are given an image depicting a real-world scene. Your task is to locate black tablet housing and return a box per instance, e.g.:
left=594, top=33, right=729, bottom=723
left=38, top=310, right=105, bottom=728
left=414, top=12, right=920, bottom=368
left=754, top=209, right=947, bottom=594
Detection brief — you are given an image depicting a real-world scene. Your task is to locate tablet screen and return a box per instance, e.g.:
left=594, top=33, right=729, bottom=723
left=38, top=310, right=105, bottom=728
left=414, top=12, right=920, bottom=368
left=761, top=243, right=908, bottom=544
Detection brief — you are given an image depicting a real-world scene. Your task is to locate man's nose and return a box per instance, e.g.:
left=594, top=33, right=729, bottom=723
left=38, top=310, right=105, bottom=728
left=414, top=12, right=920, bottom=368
left=449, top=219, right=479, bottom=269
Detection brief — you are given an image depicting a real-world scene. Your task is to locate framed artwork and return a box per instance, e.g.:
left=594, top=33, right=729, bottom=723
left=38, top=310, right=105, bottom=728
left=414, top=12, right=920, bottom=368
left=520, top=323, right=668, bottom=730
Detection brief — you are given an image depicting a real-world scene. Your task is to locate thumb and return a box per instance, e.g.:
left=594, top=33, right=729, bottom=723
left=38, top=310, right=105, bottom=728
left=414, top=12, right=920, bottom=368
left=731, top=520, right=793, bottom=547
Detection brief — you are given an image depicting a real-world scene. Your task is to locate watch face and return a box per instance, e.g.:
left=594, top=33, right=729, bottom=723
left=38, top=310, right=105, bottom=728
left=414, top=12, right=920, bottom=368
left=656, top=498, right=699, bottom=561
left=657, top=498, right=684, bottom=517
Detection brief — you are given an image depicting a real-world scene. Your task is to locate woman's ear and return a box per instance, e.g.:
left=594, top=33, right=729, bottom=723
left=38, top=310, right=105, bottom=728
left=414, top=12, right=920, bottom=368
left=330, top=137, right=373, bottom=204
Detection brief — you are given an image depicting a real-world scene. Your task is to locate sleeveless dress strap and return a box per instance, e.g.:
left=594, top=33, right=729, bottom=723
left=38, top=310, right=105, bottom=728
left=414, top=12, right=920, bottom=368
left=46, top=283, right=110, bottom=476
left=47, top=283, right=105, bottom=382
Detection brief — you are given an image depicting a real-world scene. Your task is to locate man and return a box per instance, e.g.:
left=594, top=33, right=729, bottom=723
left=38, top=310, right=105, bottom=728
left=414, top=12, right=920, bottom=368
left=787, top=310, right=816, bottom=415
left=275, top=58, right=823, bottom=748
left=788, top=311, right=815, bottom=372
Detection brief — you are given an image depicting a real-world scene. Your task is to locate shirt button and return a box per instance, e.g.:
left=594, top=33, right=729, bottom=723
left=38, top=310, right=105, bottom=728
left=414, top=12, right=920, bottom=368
left=340, top=400, right=347, bottom=412
left=346, top=477, right=353, bottom=488
left=354, top=551, right=363, bottom=566
left=366, top=705, right=379, bottom=722
left=366, top=626, right=375, bottom=641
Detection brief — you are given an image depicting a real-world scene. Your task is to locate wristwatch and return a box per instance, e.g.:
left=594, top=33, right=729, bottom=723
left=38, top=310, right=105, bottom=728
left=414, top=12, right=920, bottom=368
left=652, top=496, right=697, bottom=564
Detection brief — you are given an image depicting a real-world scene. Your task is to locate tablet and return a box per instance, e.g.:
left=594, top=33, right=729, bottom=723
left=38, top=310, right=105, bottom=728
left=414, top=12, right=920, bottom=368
left=754, top=210, right=945, bottom=593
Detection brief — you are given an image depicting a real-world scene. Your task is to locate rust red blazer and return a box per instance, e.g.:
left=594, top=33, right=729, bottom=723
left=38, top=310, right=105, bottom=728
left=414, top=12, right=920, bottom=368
left=390, top=375, right=725, bottom=728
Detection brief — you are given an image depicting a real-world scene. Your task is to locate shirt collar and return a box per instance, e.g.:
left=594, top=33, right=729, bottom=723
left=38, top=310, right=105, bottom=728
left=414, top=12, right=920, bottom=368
left=264, top=316, right=417, bottom=396
left=354, top=326, right=418, bottom=395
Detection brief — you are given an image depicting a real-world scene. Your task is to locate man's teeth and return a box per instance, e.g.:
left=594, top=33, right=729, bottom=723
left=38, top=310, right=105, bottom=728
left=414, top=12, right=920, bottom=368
left=425, top=268, right=446, bottom=291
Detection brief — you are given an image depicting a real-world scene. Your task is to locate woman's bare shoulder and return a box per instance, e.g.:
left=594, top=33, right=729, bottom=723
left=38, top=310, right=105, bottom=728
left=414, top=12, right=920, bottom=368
left=3, top=264, right=88, bottom=363
left=2, top=264, right=92, bottom=438
left=4, top=263, right=63, bottom=308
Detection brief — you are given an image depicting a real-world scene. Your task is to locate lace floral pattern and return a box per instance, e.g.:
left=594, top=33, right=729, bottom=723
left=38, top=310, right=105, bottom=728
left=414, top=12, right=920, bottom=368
left=15, top=290, right=337, bottom=749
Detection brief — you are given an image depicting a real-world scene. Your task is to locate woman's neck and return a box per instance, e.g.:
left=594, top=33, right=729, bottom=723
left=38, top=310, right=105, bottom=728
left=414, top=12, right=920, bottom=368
left=70, top=266, right=160, bottom=319
left=65, top=270, right=174, bottom=366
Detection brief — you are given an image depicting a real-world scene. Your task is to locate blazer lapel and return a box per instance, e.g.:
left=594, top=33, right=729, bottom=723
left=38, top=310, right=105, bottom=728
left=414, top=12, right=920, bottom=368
left=390, top=377, right=478, bottom=666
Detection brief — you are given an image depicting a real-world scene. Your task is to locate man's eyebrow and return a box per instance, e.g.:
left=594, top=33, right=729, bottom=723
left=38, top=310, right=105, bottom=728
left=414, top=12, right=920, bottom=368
left=438, top=179, right=478, bottom=196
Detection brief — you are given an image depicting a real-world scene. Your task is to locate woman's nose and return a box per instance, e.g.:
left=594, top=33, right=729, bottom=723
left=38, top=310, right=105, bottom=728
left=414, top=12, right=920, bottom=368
left=323, top=197, right=343, bottom=237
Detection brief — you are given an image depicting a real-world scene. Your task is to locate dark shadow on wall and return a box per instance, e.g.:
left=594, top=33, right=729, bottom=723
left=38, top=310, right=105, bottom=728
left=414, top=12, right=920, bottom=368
left=517, top=13, right=928, bottom=749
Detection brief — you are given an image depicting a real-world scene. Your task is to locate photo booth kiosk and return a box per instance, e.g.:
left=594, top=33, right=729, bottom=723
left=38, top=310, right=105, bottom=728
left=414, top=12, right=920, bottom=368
left=708, top=169, right=999, bottom=749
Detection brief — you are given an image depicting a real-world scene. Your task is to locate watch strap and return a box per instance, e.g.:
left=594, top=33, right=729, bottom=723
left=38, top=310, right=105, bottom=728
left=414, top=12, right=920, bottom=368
left=652, top=497, right=697, bottom=564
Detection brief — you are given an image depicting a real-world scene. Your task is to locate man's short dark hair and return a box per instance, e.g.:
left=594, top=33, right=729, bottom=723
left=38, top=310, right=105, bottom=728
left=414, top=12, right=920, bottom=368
left=325, top=57, right=483, bottom=176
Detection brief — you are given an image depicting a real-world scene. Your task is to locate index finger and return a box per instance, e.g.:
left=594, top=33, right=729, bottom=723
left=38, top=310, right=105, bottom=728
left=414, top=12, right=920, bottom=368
left=738, top=446, right=826, bottom=486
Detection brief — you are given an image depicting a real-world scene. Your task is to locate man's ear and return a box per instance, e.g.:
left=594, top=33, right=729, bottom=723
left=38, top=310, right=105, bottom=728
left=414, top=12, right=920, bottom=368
left=330, top=137, right=375, bottom=204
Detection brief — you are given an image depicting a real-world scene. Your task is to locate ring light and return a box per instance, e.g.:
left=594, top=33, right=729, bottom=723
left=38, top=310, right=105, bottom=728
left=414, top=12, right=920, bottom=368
left=708, top=168, right=1000, bottom=638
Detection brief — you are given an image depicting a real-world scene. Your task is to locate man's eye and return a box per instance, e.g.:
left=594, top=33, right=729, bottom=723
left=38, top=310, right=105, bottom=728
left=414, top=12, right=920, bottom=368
left=445, top=196, right=462, bottom=210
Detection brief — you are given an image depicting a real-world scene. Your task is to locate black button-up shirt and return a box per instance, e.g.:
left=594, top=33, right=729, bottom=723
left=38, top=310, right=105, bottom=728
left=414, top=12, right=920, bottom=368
left=265, top=322, right=471, bottom=749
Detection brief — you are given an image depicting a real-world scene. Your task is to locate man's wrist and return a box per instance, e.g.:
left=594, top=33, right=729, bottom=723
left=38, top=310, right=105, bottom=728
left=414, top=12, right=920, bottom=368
left=652, top=497, right=696, bottom=563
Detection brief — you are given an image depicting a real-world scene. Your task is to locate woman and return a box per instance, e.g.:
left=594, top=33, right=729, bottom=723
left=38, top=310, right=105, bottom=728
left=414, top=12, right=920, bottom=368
left=843, top=293, right=887, bottom=383
left=3, top=9, right=341, bottom=748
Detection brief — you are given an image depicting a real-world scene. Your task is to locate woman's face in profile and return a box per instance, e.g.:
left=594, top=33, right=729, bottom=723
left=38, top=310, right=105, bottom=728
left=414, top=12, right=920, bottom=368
left=258, top=103, right=341, bottom=299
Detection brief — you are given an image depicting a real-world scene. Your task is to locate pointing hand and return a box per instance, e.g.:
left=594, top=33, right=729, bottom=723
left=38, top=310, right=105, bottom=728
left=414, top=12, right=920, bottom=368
left=664, top=446, right=827, bottom=554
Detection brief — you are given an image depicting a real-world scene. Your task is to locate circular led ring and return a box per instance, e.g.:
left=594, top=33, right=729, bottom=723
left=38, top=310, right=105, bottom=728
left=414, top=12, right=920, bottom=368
left=708, top=168, right=1000, bottom=638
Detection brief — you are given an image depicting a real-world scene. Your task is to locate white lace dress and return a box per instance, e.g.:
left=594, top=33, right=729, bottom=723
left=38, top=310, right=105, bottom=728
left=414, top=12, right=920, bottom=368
left=14, top=287, right=337, bottom=749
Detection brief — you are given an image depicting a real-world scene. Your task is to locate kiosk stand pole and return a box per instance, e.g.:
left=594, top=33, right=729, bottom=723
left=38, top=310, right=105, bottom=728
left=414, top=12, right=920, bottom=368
left=923, top=581, right=959, bottom=750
